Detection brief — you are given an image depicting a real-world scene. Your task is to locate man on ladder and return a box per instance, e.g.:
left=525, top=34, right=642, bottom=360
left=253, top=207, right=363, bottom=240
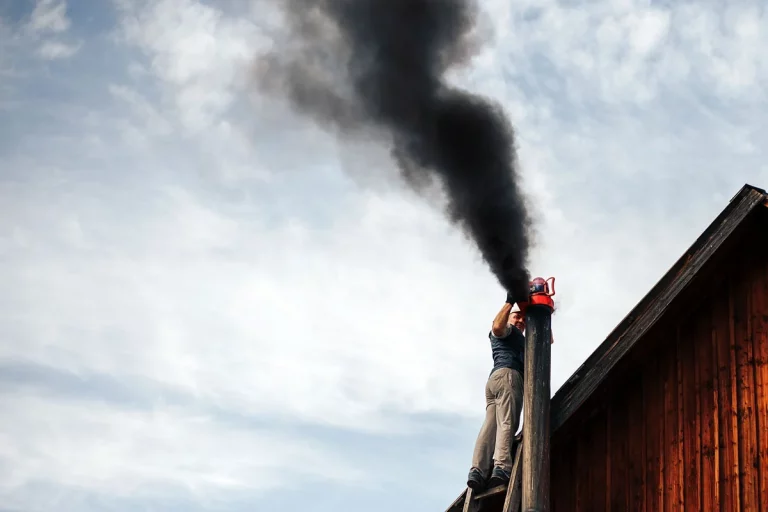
left=466, top=294, right=526, bottom=491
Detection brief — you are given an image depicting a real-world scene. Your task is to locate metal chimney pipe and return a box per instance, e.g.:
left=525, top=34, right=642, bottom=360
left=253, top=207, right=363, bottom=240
left=521, top=302, right=552, bottom=512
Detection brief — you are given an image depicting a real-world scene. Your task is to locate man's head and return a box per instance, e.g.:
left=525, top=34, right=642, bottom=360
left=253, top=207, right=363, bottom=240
left=509, top=311, right=525, bottom=333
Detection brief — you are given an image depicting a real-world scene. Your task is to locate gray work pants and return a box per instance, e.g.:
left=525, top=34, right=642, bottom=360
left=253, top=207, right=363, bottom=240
left=471, top=367, right=524, bottom=475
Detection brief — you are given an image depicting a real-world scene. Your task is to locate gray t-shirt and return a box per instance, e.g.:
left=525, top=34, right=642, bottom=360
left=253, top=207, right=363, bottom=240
left=489, top=324, right=525, bottom=376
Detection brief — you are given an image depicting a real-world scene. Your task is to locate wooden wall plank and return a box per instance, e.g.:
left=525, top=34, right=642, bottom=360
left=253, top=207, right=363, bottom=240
left=592, top=412, right=608, bottom=512
left=693, top=314, right=704, bottom=512
left=664, top=336, right=681, bottom=512
left=550, top=439, right=565, bottom=512
left=752, top=250, right=768, bottom=512
left=644, top=355, right=664, bottom=511
left=714, top=287, right=741, bottom=511
left=562, top=439, right=577, bottom=511
left=698, top=302, right=718, bottom=512
left=550, top=437, right=576, bottom=512
left=569, top=442, right=578, bottom=511
left=605, top=406, right=612, bottom=511
left=626, top=378, right=646, bottom=512
left=575, top=429, right=586, bottom=511
left=680, top=317, right=702, bottom=510
left=676, top=326, right=686, bottom=510
left=711, top=307, right=722, bottom=510
left=733, top=269, right=759, bottom=510
left=608, top=396, right=629, bottom=511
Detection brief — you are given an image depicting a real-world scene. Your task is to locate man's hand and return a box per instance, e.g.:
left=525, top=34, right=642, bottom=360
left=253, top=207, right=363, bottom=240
left=505, top=291, right=515, bottom=305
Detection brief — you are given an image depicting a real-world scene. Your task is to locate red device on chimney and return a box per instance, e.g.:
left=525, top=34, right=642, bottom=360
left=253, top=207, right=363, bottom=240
left=517, top=276, right=556, bottom=343
left=517, top=276, right=555, bottom=311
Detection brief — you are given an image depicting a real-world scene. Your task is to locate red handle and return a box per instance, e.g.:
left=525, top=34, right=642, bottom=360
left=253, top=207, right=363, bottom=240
left=546, top=277, right=556, bottom=296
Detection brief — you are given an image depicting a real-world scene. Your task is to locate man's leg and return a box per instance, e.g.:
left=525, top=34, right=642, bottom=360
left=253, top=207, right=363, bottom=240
left=468, top=378, right=496, bottom=489
left=488, top=368, right=523, bottom=486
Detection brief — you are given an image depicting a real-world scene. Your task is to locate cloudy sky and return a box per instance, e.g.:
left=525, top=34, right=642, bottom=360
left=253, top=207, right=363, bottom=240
left=1, top=0, right=766, bottom=510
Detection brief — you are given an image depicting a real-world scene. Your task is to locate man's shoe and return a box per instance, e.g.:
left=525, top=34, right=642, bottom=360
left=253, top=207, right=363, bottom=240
left=487, top=466, right=510, bottom=488
left=466, top=468, right=486, bottom=491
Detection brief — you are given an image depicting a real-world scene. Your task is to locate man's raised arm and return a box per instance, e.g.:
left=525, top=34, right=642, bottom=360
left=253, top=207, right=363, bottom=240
left=491, top=301, right=513, bottom=337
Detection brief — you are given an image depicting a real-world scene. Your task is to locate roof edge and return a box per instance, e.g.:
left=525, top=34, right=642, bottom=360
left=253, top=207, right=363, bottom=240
left=550, top=183, right=767, bottom=432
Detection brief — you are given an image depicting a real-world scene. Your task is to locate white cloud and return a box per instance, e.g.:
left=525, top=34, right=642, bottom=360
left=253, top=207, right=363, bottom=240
left=0, top=180, right=504, bottom=430
left=114, top=0, right=264, bottom=133
left=0, top=0, right=82, bottom=62
left=0, top=391, right=363, bottom=509
left=27, top=0, right=71, bottom=34
left=628, top=9, right=671, bottom=57
left=467, top=0, right=768, bottom=104
left=108, top=84, right=175, bottom=144
left=36, top=39, right=80, bottom=59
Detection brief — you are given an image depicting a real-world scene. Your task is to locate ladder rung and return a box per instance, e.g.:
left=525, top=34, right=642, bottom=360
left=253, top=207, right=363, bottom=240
left=474, top=484, right=507, bottom=500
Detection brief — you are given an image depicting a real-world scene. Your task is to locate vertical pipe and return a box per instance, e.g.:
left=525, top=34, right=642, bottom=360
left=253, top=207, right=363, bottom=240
left=522, top=304, right=552, bottom=512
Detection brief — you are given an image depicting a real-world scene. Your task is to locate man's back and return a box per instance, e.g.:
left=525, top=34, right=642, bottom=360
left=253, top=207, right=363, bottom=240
left=489, top=324, right=525, bottom=375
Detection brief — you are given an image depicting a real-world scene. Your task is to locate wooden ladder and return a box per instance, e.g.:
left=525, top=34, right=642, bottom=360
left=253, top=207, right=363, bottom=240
left=445, top=434, right=523, bottom=512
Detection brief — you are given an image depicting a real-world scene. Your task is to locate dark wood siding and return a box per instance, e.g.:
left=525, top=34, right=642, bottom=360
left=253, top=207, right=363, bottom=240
left=551, top=214, right=768, bottom=511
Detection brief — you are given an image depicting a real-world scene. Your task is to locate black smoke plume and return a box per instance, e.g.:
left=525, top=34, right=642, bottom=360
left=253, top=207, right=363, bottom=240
left=257, top=0, right=532, bottom=299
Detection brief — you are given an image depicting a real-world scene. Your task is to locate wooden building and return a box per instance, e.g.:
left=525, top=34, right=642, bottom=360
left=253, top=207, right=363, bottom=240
left=447, top=184, right=768, bottom=512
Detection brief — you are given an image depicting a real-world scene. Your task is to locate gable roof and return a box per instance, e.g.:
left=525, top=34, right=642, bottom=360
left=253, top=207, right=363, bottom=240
left=550, top=183, right=768, bottom=433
